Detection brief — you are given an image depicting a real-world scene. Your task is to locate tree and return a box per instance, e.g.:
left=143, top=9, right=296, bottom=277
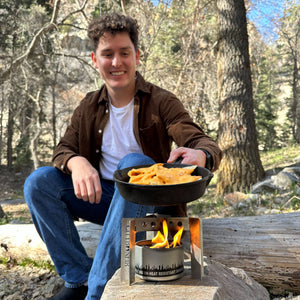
left=277, top=0, right=300, bottom=143
left=0, top=0, right=94, bottom=168
left=129, top=0, right=220, bottom=135
left=252, top=48, right=280, bottom=150
left=216, top=0, right=265, bottom=195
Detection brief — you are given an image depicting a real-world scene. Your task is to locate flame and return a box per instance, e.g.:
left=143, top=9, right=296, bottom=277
left=150, top=219, right=183, bottom=249
left=170, top=227, right=183, bottom=248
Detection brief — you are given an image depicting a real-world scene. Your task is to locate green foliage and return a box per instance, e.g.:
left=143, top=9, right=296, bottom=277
left=291, top=197, right=300, bottom=210
left=252, top=47, right=281, bottom=150
left=18, top=258, right=55, bottom=271
left=0, top=216, right=8, bottom=225
left=276, top=0, right=300, bottom=143
left=0, top=256, right=55, bottom=271
left=0, top=257, right=9, bottom=264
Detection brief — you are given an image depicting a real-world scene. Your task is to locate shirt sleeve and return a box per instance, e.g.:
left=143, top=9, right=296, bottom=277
left=161, top=93, right=222, bottom=171
left=52, top=104, right=82, bottom=174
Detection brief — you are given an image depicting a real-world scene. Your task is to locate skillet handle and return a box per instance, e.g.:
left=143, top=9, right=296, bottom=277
left=174, top=156, right=183, bottom=164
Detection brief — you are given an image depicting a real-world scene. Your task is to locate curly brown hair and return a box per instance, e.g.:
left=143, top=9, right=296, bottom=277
left=87, top=13, right=139, bottom=52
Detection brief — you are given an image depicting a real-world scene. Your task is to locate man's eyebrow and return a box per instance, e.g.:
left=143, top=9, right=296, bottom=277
left=100, top=46, right=132, bottom=52
left=120, top=47, right=132, bottom=50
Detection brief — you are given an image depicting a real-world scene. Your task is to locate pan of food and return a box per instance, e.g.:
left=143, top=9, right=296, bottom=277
left=113, top=161, right=213, bottom=206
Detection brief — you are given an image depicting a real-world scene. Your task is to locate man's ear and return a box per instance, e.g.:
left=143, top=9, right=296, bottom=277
left=136, top=49, right=140, bottom=66
left=91, top=52, right=97, bottom=68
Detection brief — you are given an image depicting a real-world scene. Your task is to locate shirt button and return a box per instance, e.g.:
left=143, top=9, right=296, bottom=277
left=105, top=109, right=108, bottom=114
left=98, top=129, right=102, bottom=134
left=96, top=149, right=99, bottom=153
left=61, top=165, right=64, bottom=169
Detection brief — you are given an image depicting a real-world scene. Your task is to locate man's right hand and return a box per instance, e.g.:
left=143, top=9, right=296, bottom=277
left=67, top=156, right=102, bottom=204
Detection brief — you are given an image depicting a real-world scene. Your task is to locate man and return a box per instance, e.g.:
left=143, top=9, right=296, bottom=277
left=24, top=13, right=222, bottom=300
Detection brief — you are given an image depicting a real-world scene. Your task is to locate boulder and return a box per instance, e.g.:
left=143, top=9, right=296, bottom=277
left=252, top=166, right=300, bottom=194
left=101, top=258, right=269, bottom=300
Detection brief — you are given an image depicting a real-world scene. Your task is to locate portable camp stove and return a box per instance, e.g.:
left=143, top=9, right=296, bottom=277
left=120, top=216, right=203, bottom=285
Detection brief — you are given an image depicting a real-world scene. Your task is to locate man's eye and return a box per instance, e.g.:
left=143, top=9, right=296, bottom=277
left=122, top=52, right=129, bottom=56
left=101, top=52, right=112, bottom=57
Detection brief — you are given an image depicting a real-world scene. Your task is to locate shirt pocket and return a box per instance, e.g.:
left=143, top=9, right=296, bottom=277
left=139, top=122, right=160, bottom=144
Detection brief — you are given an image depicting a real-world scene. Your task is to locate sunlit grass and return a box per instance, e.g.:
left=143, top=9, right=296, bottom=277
left=0, top=256, right=55, bottom=271
left=260, top=144, right=300, bottom=170
left=18, top=258, right=55, bottom=271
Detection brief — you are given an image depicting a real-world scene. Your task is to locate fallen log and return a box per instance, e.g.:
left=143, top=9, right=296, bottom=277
left=202, top=211, right=300, bottom=295
left=1, top=212, right=299, bottom=295
left=0, top=222, right=102, bottom=262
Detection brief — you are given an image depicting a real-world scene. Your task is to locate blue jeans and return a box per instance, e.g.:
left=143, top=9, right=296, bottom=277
left=24, top=153, right=176, bottom=299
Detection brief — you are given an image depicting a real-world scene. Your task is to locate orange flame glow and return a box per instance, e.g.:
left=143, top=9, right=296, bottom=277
left=150, top=219, right=183, bottom=249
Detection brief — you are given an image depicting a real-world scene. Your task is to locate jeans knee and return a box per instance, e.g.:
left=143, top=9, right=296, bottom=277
left=117, top=153, right=155, bottom=170
left=24, top=166, right=56, bottom=202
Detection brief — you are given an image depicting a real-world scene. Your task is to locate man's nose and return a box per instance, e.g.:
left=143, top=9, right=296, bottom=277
left=112, top=55, right=121, bottom=67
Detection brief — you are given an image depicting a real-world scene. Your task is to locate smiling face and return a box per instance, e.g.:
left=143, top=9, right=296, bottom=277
left=91, top=32, right=140, bottom=105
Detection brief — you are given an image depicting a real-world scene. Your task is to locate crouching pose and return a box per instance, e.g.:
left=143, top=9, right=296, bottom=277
left=24, top=13, right=222, bottom=300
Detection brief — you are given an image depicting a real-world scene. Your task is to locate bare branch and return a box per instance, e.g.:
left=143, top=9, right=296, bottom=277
left=0, top=0, right=61, bottom=83
left=58, top=0, right=89, bottom=25
left=0, top=0, right=90, bottom=84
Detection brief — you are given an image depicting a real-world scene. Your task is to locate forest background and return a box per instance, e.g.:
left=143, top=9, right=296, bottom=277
left=0, top=0, right=299, bottom=196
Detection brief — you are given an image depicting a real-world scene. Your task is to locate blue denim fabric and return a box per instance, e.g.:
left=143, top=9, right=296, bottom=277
left=24, top=153, right=172, bottom=299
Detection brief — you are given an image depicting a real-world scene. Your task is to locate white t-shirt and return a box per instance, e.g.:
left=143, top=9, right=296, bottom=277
left=99, top=99, right=143, bottom=180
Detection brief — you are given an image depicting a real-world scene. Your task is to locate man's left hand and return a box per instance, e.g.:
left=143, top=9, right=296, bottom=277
left=167, top=147, right=206, bottom=167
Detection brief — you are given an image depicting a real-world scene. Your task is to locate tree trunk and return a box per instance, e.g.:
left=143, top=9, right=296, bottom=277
left=292, top=54, right=300, bottom=143
left=203, top=212, right=300, bottom=295
left=28, top=90, right=43, bottom=170
left=51, top=73, right=57, bottom=149
left=216, top=0, right=264, bottom=194
left=7, top=103, right=13, bottom=169
left=0, top=84, right=4, bottom=165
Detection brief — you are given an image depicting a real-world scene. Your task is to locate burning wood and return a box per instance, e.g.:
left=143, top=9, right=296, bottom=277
left=150, top=219, right=183, bottom=249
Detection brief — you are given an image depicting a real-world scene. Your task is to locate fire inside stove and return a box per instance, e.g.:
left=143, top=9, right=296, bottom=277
left=121, top=216, right=203, bottom=285
left=135, top=219, right=184, bottom=281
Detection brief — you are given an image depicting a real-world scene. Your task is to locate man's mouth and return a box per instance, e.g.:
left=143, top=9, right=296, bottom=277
left=111, top=71, right=125, bottom=76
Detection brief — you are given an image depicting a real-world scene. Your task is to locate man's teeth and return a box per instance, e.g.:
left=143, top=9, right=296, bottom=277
left=111, top=71, right=124, bottom=75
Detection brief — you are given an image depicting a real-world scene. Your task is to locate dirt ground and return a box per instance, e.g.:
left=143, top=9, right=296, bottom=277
left=0, top=165, right=31, bottom=202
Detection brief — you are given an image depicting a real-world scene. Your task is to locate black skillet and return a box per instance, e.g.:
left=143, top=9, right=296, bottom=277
left=113, top=158, right=213, bottom=206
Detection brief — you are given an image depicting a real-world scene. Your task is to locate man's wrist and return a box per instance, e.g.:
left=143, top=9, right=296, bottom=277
left=199, top=149, right=213, bottom=170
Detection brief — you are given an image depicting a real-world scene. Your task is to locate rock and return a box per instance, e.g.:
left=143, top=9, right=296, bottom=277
left=272, top=171, right=300, bottom=189
left=251, top=179, right=277, bottom=194
left=101, top=258, right=269, bottom=300
left=255, top=207, right=268, bottom=215
left=283, top=166, right=300, bottom=176
left=252, top=167, right=300, bottom=194
left=223, top=192, right=248, bottom=206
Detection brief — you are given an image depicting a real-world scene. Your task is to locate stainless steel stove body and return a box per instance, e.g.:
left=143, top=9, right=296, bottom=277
left=120, top=216, right=203, bottom=285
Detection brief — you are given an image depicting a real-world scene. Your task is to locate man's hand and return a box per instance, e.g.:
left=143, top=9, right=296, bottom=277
left=67, top=156, right=102, bottom=204
left=167, top=147, right=207, bottom=168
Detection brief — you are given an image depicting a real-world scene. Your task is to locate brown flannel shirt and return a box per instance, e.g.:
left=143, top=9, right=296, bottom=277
left=52, top=72, right=222, bottom=216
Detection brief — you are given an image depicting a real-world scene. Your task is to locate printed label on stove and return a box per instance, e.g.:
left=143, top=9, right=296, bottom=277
left=135, top=264, right=184, bottom=276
